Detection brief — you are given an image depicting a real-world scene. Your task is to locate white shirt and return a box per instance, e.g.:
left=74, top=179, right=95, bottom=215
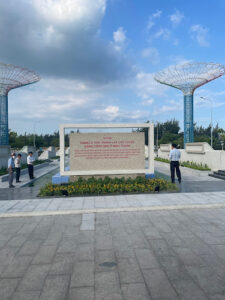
left=15, top=157, right=21, bottom=168
left=27, top=155, right=35, bottom=165
left=169, top=148, right=181, bottom=161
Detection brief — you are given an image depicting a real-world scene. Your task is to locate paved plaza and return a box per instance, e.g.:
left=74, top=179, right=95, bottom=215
left=1, top=192, right=225, bottom=299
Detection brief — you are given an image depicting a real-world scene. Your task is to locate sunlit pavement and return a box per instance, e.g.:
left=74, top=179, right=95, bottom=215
left=0, top=192, right=225, bottom=299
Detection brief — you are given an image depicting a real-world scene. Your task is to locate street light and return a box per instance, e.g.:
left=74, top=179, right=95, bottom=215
left=200, top=96, right=213, bottom=148
left=33, top=121, right=40, bottom=149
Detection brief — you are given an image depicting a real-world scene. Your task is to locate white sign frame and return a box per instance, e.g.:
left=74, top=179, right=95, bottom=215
left=60, top=123, right=154, bottom=176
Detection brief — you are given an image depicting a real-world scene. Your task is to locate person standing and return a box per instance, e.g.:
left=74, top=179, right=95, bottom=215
left=169, top=143, right=181, bottom=183
left=15, top=153, right=22, bottom=183
left=8, top=153, right=16, bottom=188
left=27, top=152, right=35, bottom=179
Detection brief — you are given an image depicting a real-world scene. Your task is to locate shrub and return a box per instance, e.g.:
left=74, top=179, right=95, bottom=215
left=155, top=157, right=210, bottom=171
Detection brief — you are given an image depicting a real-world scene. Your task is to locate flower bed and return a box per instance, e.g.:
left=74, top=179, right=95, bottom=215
left=39, top=176, right=177, bottom=197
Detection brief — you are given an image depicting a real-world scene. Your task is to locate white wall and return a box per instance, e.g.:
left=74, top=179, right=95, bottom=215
left=158, top=142, right=225, bottom=171
left=38, top=146, right=56, bottom=160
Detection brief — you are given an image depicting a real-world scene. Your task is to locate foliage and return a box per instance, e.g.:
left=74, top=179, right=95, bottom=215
left=9, top=130, right=69, bottom=148
left=155, top=157, right=211, bottom=171
left=9, top=119, right=225, bottom=150
left=39, top=176, right=177, bottom=197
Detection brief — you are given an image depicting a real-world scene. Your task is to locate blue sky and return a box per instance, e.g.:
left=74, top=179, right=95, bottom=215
left=1, top=0, right=225, bottom=134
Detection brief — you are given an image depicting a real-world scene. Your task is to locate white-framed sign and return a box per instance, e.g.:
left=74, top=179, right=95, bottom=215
left=60, top=123, right=154, bottom=176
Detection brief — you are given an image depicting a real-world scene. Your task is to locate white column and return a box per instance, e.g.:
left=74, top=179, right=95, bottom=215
left=148, top=123, right=154, bottom=174
left=59, top=125, right=65, bottom=175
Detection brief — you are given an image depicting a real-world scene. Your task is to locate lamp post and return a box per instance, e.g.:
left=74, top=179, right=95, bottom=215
left=200, top=96, right=213, bottom=148
left=33, top=121, right=40, bottom=149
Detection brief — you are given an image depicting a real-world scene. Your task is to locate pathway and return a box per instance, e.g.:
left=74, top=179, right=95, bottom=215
left=1, top=192, right=225, bottom=299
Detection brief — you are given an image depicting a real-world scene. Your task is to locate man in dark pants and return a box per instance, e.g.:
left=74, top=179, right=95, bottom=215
left=27, top=152, right=35, bottom=179
left=15, top=153, right=22, bottom=183
left=169, top=143, right=181, bottom=183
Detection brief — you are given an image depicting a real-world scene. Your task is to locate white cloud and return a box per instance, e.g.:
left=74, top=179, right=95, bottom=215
left=147, top=9, right=162, bottom=31
left=142, top=99, right=154, bottom=106
left=154, top=28, right=171, bottom=40
left=34, top=0, right=106, bottom=24
left=92, top=105, right=120, bottom=121
left=141, top=47, right=160, bottom=65
left=136, top=72, right=168, bottom=100
left=113, top=27, right=127, bottom=51
left=190, top=24, right=209, bottom=47
left=170, top=10, right=184, bottom=27
left=153, top=99, right=182, bottom=115
left=0, top=0, right=134, bottom=84
left=92, top=105, right=148, bottom=122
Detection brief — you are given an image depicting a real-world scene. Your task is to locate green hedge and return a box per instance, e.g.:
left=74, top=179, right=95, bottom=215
left=0, top=159, right=49, bottom=176
left=39, top=176, right=177, bottom=197
left=155, top=157, right=210, bottom=171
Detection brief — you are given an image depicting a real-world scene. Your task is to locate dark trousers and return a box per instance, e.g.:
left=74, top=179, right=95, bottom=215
left=28, top=164, right=34, bottom=179
left=15, top=167, right=21, bottom=182
left=170, top=161, right=181, bottom=183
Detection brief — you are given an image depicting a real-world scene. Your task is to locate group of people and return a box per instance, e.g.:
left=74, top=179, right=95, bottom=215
left=8, top=152, right=35, bottom=188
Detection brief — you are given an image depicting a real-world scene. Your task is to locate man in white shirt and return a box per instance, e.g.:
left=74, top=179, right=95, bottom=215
left=15, top=153, right=22, bottom=183
left=169, top=143, right=181, bottom=183
left=27, top=152, right=35, bottom=179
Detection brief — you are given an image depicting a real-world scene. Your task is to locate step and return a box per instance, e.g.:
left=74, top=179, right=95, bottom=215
left=218, top=170, right=225, bottom=176
left=209, top=173, right=225, bottom=180
left=213, top=171, right=225, bottom=177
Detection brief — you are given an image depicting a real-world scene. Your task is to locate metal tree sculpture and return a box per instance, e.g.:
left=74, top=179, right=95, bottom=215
left=0, top=62, right=40, bottom=145
left=154, top=62, right=225, bottom=145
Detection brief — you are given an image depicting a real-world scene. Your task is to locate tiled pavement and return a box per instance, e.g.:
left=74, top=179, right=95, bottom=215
left=1, top=192, right=225, bottom=299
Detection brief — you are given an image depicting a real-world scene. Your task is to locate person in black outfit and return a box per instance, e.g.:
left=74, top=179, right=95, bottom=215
left=27, top=152, right=35, bottom=179
left=169, top=143, right=181, bottom=183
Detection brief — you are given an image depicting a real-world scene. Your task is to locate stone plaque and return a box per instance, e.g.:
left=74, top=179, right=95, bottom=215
left=69, top=132, right=145, bottom=171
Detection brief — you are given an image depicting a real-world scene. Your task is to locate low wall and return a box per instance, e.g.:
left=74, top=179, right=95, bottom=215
left=0, top=161, right=50, bottom=182
left=158, top=143, right=225, bottom=171
left=38, top=146, right=56, bottom=160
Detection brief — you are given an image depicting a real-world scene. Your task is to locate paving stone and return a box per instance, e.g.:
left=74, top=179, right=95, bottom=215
left=187, top=266, right=225, bottom=295
left=0, top=278, right=20, bottom=299
left=122, top=283, right=151, bottom=300
left=76, top=243, right=94, bottom=261
left=39, top=275, right=70, bottom=300
left=95, top=249, right=116, bottom=272
left=172, top=246, right=205, bottom=266
left=12, top=291, right=40, bottom=300
left=172, top=279, right=208, bottom=300
left=115, top=248, right=135, bottom=259
left=49, top=253, right=75, bottom=275
left=18, top=240, right=43, bottom=256
left=56, top=239, right=78, bottom=253
left=70, top=261, right=94, bottom=288
left=96, top=234, right=113, bottom=250
left=80, top=213, right=95, bottom=231
left=7, top=235, right=28, bottom=248
left=2, top=255, right=33, bottom=278
left=117, top=258, right=144, bottom=284
left=150, top=239, right=175, bottom=257
left=17, top=264, right=50, bottom=291
left=95, top=271, right=122, bottom=300
left=32, top=245, right=57, bottom=264
left=142, top=268, right=178, bottom=299
left=68, top=287, right=94, bottom=300
left=135, top=248, right=160, bottom=269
